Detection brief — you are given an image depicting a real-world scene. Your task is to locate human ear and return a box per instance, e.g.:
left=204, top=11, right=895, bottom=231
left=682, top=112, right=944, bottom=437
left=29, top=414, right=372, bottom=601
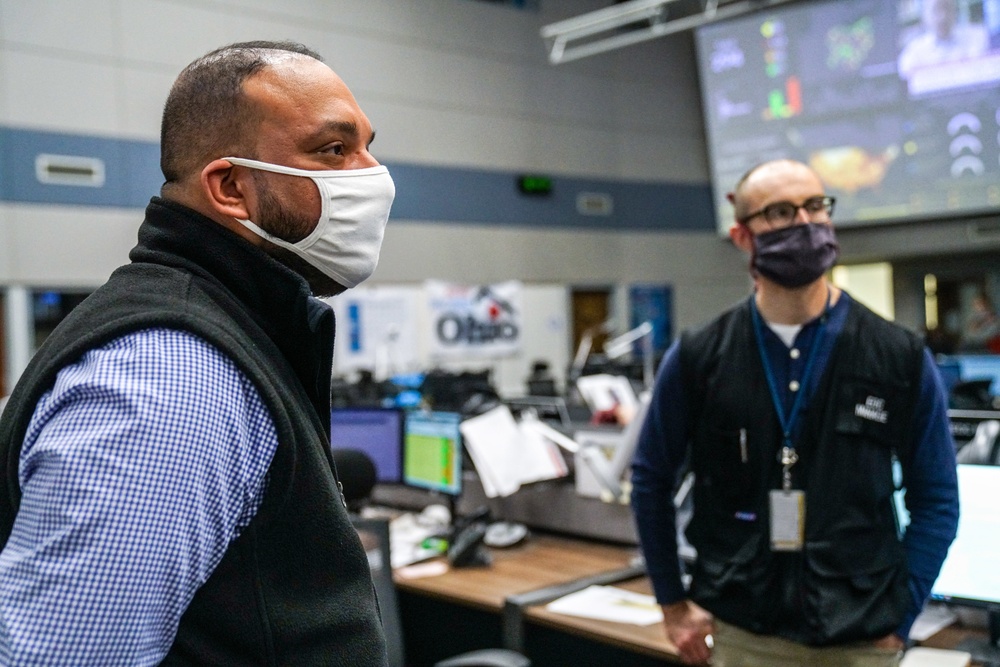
left=729, top=222, right=754, bottom=253
left=201, top=159, right=253, bottom=221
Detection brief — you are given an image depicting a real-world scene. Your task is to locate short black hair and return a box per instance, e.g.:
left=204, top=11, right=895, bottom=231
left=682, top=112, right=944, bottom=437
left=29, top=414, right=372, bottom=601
left=160, top=40, right=323, bottom=186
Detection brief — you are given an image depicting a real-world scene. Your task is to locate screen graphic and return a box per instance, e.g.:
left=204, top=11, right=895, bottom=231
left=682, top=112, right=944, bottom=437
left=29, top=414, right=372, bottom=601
left=403, top=411, right=463, bottom=496
left=696, top=0, right=1000, bottom=233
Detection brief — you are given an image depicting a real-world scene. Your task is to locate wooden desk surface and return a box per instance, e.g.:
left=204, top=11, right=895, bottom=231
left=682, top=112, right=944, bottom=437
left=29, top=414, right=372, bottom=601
left=918, top=624, right=993, bottom=666
left=394, top=533, right=637, bottom=613
left=523, top=575, right=680, bottom=662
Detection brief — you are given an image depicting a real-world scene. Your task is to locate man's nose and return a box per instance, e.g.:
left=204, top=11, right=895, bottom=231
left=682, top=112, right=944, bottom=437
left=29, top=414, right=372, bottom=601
left=792, top=205, right=812, bottom=224
left=349, top=148, right=380, bottom=170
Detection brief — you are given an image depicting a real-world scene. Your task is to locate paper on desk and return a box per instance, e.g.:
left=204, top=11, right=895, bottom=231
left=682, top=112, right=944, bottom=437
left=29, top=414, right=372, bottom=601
left=900, top=647, right=971, bottom=667
left=908, top=603, right=957, bottom=641
left=546, top=585, right=664, bottom=626
left=389, top=513, right=445, bottom=569
left=460, top=406, right=568, bottom=498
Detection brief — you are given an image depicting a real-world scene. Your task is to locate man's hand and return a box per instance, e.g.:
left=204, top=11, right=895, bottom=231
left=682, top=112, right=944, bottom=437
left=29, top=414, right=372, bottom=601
left=872, top=633, right=905, bottom=651
left=661, top=599, right=715, bottom=665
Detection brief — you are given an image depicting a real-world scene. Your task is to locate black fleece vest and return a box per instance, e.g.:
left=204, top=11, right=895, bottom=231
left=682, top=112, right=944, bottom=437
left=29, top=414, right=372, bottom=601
left=0, top=198, right=387, bottom=666
left=679, top=297, right=923, bottom=646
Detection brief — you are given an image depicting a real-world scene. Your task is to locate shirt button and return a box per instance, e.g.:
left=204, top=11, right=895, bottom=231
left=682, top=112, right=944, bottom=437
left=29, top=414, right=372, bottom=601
left=790, top=348, right=800, bottom=359
left=789, top=380, right=800, bottom=392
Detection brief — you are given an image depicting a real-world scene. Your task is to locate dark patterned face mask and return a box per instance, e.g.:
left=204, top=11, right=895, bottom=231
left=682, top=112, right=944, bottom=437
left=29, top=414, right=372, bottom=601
left=752, top=222, right=840, bottom=288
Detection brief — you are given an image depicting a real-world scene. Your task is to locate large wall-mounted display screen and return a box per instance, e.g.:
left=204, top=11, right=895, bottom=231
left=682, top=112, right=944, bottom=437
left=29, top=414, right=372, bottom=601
left=695, top=0, right=1000, bottom=234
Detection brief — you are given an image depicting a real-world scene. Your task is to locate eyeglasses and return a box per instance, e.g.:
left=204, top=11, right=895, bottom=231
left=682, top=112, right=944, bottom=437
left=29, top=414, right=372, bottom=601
left=739, top=196, right=836, bottom=229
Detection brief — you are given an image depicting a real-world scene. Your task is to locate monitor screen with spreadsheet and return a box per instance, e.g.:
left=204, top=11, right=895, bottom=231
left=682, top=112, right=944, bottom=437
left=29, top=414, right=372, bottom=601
left=402, top=411, right=463, bottom=496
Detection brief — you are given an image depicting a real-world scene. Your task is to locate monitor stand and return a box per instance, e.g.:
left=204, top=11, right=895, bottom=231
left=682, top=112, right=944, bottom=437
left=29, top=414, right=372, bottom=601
left=445, top=494, right=459, bottom=528
left=955, top=609, right=1000, bottom=667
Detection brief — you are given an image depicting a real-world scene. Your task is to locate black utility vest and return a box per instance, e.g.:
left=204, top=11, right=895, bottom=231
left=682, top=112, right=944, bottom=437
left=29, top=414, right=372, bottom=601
left=0, top=199, right=387, bottom=666
left=679, top=297, right=923, bottom=645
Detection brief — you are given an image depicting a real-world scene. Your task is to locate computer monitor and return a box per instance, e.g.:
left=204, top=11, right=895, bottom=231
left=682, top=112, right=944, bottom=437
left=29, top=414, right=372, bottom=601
left=939, top=354, right=1000, bottom=396
left=929, top=463, right=1000, bottom=664
left=330, top=407, right=404, bottom=484
left=936, top=359, right=962, bottom=397
left=402, top=411, right=463, bottom=497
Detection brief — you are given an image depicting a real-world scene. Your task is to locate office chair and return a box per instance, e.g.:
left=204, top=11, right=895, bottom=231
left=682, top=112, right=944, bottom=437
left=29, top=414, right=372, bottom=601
left=351, top=516, right=531, bottom=667
left=332, top=448, right=378, bottom=514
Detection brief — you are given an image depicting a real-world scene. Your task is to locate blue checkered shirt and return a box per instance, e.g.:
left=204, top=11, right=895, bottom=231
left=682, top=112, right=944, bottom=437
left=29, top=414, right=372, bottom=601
left=0, top=328, right=279, bottom=665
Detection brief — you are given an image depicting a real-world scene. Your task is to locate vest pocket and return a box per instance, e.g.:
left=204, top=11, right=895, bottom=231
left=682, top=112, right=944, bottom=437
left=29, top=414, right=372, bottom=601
left=803, top=540, right=907, bottom=644
left=831, top=377, right=906, bottom=513
left=689, top=530, right=762, bottom=617
left=834, top=375, right=907, bottom=445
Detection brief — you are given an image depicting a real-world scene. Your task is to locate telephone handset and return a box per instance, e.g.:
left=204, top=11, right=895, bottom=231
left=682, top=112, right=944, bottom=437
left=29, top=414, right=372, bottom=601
left=447, top=506, right=492, bottom=568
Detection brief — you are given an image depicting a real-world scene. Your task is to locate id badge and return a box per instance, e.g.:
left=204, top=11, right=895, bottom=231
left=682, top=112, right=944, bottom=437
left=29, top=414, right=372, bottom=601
left=769, top=489, right=805, bottom=552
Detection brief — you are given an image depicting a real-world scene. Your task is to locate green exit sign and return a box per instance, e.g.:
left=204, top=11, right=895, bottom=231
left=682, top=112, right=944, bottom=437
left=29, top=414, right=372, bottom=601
left=517, top=175, right=553, bottom=195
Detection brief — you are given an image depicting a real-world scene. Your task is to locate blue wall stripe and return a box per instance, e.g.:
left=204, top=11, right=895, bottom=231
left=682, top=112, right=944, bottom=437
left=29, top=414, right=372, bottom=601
left=0, top=126, right=716, bottom=231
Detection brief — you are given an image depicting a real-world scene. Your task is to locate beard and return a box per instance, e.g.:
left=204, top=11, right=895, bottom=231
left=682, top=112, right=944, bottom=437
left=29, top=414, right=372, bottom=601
left=252, top=175, right=347, bottom=298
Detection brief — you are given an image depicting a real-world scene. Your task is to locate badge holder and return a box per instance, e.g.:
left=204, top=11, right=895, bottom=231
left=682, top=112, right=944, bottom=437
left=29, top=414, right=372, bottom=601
left=770, top=447, right=804, bottom=552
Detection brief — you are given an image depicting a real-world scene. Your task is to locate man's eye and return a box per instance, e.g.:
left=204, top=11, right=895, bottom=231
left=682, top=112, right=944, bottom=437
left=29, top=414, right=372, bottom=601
left=324, top=143, right=345, bottom=156
left=804, top=198, right=825, bottom=212
left=767, top=203, right=795, bottom=219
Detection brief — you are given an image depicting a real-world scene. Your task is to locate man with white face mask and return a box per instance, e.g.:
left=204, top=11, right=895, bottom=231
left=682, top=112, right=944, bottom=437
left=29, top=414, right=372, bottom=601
left=631, top=159, right=959, bottom=666
left=0, top=41, right=391, bottom=665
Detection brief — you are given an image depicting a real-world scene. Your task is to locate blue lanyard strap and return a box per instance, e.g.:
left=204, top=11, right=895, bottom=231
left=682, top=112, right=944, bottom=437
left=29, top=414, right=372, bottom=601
left=750, top=289, right=831, bottom=488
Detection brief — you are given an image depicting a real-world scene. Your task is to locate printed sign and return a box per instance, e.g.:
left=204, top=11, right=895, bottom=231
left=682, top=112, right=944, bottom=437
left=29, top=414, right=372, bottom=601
left=427, top=280, right=523, bottom=358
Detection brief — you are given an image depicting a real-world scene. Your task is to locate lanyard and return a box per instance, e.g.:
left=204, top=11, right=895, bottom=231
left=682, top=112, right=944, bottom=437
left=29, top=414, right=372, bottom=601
left=749, top=289, right=831, bottom=491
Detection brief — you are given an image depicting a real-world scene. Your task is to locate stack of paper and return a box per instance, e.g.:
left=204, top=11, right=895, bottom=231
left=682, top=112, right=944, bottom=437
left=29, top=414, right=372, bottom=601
left=460, top=406, right=569, bottom=498
left=546, top=585, right=663, bottom=625
left=900, top=647, right=970, bottom=667
left=908, top=603, right=957, bottom=641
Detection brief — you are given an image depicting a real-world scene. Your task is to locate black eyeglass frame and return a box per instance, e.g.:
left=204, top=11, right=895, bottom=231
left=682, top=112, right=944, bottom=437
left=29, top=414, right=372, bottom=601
left=738, top=195, right=837, bottom=228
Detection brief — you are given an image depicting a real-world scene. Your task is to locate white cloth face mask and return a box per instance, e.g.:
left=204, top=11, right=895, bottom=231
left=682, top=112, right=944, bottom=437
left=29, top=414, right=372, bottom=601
left=224, top=156, right=395, bottom=288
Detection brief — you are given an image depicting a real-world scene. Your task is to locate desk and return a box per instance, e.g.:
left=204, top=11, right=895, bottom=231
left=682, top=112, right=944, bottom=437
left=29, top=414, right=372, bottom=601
left=522, top=576, right=677, bottom=663
left=393, top=533, right=686, bottom=666
left=396, top=533, right=635, bottom=610
left=919, top=624, right=995, bottom=666
left=395, top=533, right=985, bottom=667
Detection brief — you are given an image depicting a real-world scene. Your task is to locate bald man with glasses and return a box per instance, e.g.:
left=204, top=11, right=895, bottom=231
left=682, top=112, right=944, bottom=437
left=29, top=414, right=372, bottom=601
left=630, top=159, right=959, bottom=666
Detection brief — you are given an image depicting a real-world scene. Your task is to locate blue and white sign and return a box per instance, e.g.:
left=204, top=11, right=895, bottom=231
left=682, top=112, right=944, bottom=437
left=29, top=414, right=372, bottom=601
left=427, top=280, right=523, bottom=358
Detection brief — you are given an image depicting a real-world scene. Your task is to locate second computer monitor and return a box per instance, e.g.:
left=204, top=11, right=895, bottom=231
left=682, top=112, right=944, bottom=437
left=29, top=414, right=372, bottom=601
left=403, top=411, right=463, bottom=496
left=330, top=407, right=404, bottom=484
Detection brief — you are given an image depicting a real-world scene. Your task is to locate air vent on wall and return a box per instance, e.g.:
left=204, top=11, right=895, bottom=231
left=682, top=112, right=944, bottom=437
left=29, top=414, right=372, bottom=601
left=576, top=192, right=614, bottom=216
left=35, top=153, right=106, bottom=187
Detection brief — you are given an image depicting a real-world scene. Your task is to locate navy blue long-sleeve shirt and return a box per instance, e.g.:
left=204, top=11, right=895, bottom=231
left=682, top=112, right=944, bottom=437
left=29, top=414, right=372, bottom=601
left=630, top=292, right=960, bottom=640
